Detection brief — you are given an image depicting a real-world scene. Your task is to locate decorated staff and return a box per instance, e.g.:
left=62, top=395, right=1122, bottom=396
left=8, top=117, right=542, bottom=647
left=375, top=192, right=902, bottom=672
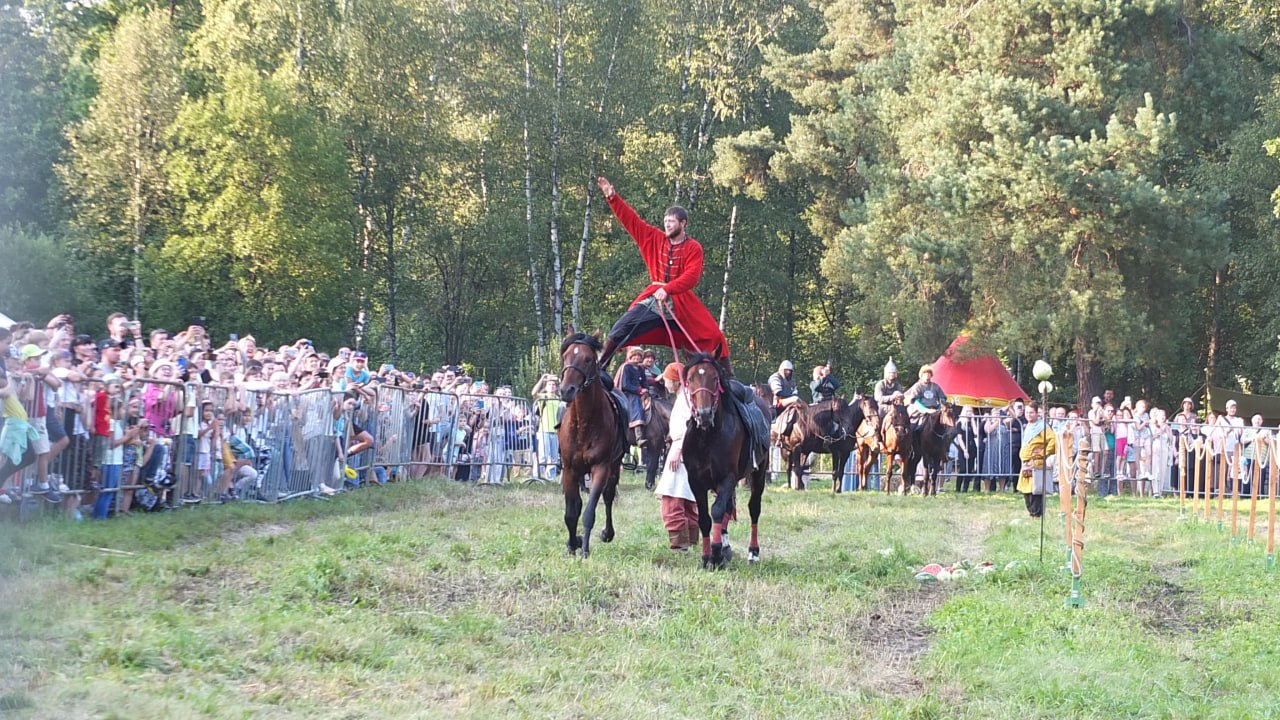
left=1068, top=424, right=1092, bottom=608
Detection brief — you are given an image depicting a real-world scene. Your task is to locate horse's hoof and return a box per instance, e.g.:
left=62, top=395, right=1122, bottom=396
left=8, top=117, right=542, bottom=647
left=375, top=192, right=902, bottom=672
left=645, top=482, right=655, bottom=491
left=701, top=554, right=712, bottom=569
left=600, top=528, right=615, bottom=543
left=748, top=548, right=760, bottom=564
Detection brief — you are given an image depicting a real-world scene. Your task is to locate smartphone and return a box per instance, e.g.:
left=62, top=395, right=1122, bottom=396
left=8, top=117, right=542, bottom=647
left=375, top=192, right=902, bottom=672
left=229, top=333, right=238, bottom=342
left=177, top=357, right=188, bottom=370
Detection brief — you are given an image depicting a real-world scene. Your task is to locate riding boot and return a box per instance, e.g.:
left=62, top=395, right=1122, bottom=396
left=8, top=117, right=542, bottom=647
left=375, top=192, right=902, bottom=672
left=632, top=425, right=648, bottom=448
left=596, top=336, right=621, bottom=374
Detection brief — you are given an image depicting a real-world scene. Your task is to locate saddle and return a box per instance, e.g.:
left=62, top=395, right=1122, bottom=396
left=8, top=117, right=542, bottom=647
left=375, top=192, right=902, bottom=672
left=727, top=379, right=770, bottom=470
left=604, top=389, right=633, bottom=463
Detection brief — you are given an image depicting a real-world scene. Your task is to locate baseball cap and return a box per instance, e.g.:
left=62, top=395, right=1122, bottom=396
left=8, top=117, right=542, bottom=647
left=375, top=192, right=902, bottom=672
left=102, top=373, right=123, bottom=385
left=20, top=344, right=47, bottom=360
left=99, top=338, right=128, bottom=351
left=352, top=351, right=368, bottom=360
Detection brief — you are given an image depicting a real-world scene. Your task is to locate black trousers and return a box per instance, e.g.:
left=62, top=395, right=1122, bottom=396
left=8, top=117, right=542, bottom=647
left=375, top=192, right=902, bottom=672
left=607, top=302, right=666, bottom=346
left=1023, top=492, right=1044, bottom=517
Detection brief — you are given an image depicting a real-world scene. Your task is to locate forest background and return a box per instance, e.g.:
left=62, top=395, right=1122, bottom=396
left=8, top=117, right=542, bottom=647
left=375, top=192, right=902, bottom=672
left=5, top=0, right=1280, bottom=409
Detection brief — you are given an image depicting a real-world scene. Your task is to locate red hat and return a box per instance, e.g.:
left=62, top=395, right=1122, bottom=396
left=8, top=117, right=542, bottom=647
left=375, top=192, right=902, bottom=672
left=662, top=362, right=684, bottom=382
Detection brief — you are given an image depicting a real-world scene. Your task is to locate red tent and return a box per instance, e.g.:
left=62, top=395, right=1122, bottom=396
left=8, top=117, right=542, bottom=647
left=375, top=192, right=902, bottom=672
left=930, top=336, right=1028, bottom=408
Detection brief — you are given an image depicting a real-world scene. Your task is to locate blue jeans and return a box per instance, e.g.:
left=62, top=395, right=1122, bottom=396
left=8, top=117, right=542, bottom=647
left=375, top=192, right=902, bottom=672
left=540, top=432, right=560, bottom=477
left=93, top=464, right=121, bottom=519
left=625, top=394, right=643, bottom=424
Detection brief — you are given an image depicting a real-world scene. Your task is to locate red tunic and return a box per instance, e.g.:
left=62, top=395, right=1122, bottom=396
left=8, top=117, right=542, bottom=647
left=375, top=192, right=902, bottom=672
left=607, top=193, right=730, bottom=358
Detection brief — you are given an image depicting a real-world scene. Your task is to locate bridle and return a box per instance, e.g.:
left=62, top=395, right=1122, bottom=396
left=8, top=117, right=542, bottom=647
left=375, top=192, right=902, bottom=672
left=559, top=343, right=598, bottom=399
left=682, top=357, right=723, bottom=410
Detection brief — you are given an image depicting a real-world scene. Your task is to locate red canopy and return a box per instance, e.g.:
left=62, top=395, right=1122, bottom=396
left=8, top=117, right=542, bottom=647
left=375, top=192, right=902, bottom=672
left=930, top=336, right=1029, bottom=408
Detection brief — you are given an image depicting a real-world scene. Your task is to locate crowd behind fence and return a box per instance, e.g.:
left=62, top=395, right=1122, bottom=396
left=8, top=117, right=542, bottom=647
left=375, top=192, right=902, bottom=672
left=7, top=368, right=1280, bottom=521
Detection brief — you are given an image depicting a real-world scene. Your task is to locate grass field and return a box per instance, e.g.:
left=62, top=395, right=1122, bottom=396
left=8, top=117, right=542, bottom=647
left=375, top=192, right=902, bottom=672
left=4, top=476, right=1280, bottom=719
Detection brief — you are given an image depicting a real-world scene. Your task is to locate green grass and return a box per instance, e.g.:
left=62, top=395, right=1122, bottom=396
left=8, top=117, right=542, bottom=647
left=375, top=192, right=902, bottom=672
left=3, top=479, right=1280, bottom=719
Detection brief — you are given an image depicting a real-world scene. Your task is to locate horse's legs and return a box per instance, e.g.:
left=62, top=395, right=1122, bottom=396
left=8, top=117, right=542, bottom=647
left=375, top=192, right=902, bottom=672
left=832, top=448, right=848, bottom=494
left=747, top=468, right=765, bottom=563
left=600, top=463, right=619, bottom=543
left=694, top=490, right=714, bottom=568
left=579, top=464, right=609, bottom=558
left=562, top=466, right=584, bottom=555
left=789, top=447, right=806, bottom=490
left=709, top=472, right=736, bottom=568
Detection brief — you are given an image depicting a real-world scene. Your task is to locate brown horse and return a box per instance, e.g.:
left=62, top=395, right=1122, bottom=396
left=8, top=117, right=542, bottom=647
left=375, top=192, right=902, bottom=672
left=902, top=404, right=960, bottom=496
left=880, top=403, right=913, bottom=495
left=776, top=398, right=863, bottom=493
left=681, top=353, right=770, bottom=568
left=638, top=394, right=672, bottom=491
left=557, top=332, right=628, bottom=557
left=854, top=396, right=881, bottom=491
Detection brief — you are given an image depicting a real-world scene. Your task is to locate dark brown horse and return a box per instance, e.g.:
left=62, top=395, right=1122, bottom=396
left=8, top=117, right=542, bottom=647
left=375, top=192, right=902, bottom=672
left=881, top=402, right=913, bottom=495
left=854, top=396, right=881, bottom=491
left=902, top=404, right=961, bottom=496
left=776, top=398, right=864, bottom=493
left=681, top=353, right=770, bottom=568
left=638, top=394, right=672, bottom=491
left=557, top=332, right=628, bottom=557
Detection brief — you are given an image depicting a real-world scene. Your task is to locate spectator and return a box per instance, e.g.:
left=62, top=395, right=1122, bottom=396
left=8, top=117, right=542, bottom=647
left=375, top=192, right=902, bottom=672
left=532, top=374, right=562, bottom=481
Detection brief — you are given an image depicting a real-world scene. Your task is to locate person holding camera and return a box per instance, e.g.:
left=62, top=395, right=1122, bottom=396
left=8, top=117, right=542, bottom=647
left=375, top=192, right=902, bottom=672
left=532, top=373, right=563, bottom=480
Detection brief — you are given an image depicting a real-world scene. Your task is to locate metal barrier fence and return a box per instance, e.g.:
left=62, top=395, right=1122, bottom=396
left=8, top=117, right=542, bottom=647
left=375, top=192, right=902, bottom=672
left=8, top=375, right=1279, bottom=519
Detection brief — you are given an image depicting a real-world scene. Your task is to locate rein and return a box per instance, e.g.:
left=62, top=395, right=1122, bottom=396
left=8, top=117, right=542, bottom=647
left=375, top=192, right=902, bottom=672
left=682, top=358, right=723, bottom=410
left=656, top=296, right=704, bottom=365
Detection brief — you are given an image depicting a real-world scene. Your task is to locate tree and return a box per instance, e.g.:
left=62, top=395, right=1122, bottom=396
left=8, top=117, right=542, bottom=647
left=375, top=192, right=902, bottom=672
left=163, top=64, right=352, bottom=347
left=59, top=9, right=182, bottom=320
left=765, top=0, right=1251, bottom=406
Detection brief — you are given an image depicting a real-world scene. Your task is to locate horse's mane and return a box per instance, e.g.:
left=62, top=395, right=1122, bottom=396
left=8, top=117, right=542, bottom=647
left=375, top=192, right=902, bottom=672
left=560, top=333, right=603, bottom=354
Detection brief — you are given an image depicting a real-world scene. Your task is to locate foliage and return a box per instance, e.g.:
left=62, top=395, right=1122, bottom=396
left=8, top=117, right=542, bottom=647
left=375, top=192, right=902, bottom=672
left=4, top=0, right=1280, bottom=401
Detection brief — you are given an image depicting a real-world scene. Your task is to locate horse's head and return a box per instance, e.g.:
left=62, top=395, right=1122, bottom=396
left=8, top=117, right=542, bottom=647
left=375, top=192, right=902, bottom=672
left=683, top=352, right=726, bottom=430
left=559, top=331, right=603, bottom=404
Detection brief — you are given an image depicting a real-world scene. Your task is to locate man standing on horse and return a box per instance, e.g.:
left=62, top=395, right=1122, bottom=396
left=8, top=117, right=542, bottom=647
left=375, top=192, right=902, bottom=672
left=593, top=177, right=731, bottom=376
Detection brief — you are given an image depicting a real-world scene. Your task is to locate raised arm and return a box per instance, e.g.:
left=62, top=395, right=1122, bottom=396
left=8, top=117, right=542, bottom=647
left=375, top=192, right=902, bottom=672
left=600, top=177, right=662, bottom=250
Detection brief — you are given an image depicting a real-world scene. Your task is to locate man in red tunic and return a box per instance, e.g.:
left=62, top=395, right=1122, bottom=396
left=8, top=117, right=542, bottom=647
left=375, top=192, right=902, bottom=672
left=594, top=176, right=731, bottom=375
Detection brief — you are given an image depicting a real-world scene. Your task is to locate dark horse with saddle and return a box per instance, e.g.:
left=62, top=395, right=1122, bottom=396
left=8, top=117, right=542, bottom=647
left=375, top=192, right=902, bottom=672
left=774, top=396, right=871, bottom=493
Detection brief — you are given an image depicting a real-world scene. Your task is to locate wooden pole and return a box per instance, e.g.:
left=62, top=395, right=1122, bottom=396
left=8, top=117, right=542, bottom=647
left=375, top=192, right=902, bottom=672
left=1059, top=428, right=1075, bottom=574
left=1268, top=437, right=1277, bottom=572
left=1200, top=442, right=1210, bottom=522
left=1248, top=440, right=1261, bottom=546
left=1231, top=450, right=1242, bottom=544
left=1178, top=435, right=1187, bottom=518
left=1068, top=434, right=1091, bottom=608
left=1217, top=449, right=1227, bottom=531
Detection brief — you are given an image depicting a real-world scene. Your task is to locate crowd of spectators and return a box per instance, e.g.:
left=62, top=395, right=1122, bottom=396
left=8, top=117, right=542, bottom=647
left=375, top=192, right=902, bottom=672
left=0, top=312, right=555, bottom=521
left=3, top=311, right=1274, bottom=522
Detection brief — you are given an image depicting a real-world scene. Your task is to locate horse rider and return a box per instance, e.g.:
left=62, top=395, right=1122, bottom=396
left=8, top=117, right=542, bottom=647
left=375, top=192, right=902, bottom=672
left=615, top=347, right=649, bottom=447
left=769, top=360, right=803, bottom=441
left=810, top=364, right=840, bottom=404
left=873, top=358, right=904, bottom=418
left=592, top=176, right=732, bottom=377
left=905, top=364, right=948, bottom=425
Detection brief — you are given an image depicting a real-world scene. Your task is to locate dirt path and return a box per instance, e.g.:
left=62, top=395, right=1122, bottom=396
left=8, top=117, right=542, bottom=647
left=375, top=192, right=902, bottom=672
left=851, top=511, right=995, bottom=699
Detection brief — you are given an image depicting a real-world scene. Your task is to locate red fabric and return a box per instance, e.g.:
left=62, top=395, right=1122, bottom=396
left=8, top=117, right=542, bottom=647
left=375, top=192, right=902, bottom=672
left=94, top=390, right=111, bottom=437
left=930, top=335, right=1029, bottom=408
left=607, top=194, right=730, bottom=357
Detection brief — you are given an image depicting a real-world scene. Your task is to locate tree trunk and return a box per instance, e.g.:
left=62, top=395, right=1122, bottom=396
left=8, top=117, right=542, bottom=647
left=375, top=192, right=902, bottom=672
left=1207, top=267, right=1222, bottom=385
left=548, top=0, right=566, bottom=336
left=519, top=2, right=547, bottom=367
left=1074, top=336, right=1103, bottom=412
left=719, top=203, right=737, bottom=330
left=785, top=228, right=796, bottom=359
